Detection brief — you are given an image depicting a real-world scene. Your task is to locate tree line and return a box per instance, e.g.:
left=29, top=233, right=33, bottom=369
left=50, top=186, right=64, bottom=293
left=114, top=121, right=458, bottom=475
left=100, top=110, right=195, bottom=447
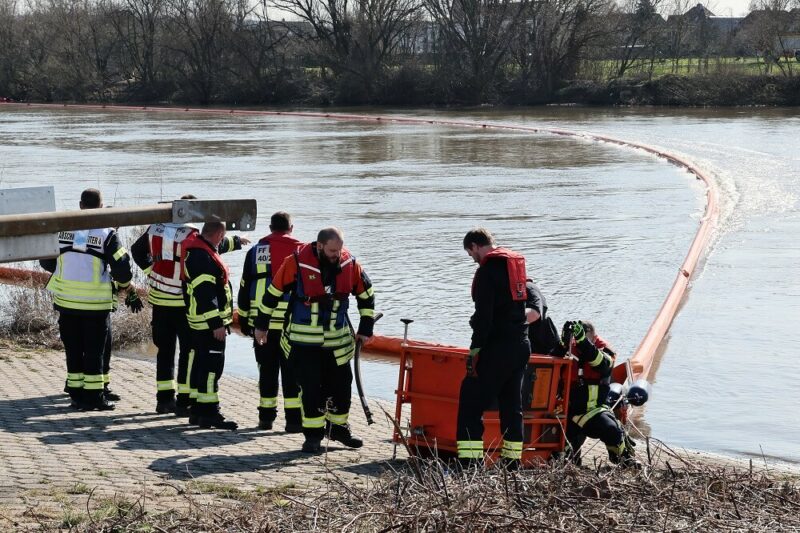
left=0, top=0, right=797, bottom=106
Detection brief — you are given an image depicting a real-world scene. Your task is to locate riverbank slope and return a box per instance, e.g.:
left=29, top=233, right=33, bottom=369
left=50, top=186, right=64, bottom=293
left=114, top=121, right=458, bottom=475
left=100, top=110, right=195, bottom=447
left=1, top=342, right=798, bottom=531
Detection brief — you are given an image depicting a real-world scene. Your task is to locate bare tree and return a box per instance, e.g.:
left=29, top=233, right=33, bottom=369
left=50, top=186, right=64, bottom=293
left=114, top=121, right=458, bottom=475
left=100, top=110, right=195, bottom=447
left=165, top=0, right=234, bottom=103
left=0, top=0, right=19, bottom=97
left=664, top=0, right=691, bottom=73
left=88, top=4, right=123, bottom=98
left=511, top=0, right=613, bottom=98
left=425, top=0, right=527, bottom=103
left=105, top=0, right=168, bottom=99
left=226, top=0, right=290, bottom=101
left=742, top=0, right=795, bottom=75
left=273, top=0, right=421, bottom=101
left=613, top=0, right=665, bottom=78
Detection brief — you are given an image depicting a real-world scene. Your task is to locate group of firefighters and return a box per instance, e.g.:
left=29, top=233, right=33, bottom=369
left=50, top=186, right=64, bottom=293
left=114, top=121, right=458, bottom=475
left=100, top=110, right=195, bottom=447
left=41, top=188, right=635, bottom=466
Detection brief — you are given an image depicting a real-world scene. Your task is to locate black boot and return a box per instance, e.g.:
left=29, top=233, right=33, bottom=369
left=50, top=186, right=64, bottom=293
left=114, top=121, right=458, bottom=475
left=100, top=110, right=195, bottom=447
left=327, top=423, right=363, bottom=449
left=156, top=398, right=177, bottom=414
left=301, top=438, right=323, bottom=453
left=68, top=388, right=84, bottom=410
left=285, top=408, right=303, bottom=433
left=188, top=400, right=200, bottom=425
left=500, top=457, right=521, bottom=472
left=612, top=449, right=642, bottom=469
left=104, top=384, right=121, bottom=402
left=456, top=457, right=481, bottom=472
left=82, top=391, right=115, bottom=411
left=198, top=408, right=238, bottom=431
left=258, top=407, right=275, bottom=430
left=175, top=394, right=191, bottom=417
left=156, top=390, right=176, bottom=414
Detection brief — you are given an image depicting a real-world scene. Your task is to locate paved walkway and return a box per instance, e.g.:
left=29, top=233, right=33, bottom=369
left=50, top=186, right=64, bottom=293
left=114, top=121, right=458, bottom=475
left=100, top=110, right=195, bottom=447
left=0, top=342, right=403, bottom=525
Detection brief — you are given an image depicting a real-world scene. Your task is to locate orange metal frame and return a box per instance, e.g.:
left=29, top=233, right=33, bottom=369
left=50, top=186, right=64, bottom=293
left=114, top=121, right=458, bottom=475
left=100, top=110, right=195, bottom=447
left=394, top=343, right=573, bottom=466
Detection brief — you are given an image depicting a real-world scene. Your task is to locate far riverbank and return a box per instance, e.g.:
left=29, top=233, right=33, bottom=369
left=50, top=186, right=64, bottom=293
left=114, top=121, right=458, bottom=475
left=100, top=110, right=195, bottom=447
left=4, top=73, right=799, bottom=108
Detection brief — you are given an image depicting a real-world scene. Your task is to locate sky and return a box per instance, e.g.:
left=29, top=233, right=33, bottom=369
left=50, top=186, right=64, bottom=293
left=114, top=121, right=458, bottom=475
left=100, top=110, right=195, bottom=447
left=667, top=0, right=798, bottom=17
left=704, top=0, right=756, bottom=17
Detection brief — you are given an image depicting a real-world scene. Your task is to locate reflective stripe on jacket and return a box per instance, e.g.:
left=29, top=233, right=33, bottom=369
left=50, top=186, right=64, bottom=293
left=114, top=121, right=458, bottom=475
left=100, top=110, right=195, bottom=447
left=145, top=223, right=197, bottom=306
left=45, top=228, right=128, bottom=312
left=182, top=235, right=233, bottom=331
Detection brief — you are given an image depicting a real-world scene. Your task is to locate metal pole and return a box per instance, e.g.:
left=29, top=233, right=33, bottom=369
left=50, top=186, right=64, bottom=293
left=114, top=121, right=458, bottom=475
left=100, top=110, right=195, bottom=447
left=394, top=318, right=414, bottom=460
left=0, top=198, right=257, bottom=238
left=0, top=205, right=172, bottom=237
left=401, top=318, right=414, bottom=347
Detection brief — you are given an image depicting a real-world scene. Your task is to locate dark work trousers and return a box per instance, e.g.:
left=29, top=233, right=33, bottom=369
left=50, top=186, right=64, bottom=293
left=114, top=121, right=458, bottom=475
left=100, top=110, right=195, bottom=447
left=290, top=344, right=353, bottom=440
left=102, top=313, right=111, bottom=387
left=190, top=330, right=226, bottom=416
left=566, top=408, right=626, bottom=464
left=456, top=337, right=530, bottom=447
left=151, top=305, right=192, bottom=401
left=59, top=312, right=110, bottom=403
left=255, top=329, right=301, bottom=425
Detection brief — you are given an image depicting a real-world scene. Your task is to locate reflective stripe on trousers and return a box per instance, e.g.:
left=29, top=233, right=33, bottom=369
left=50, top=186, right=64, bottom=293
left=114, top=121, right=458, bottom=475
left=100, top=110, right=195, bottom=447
left=457, top=440, right=483, bottom=459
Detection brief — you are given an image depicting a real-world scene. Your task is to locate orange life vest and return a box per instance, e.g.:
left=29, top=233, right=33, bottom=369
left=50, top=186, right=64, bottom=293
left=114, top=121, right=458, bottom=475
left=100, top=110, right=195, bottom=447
left=257, top=232, right=301, bottom=275
left=472, top=247, right=527, bottom=302
left=180, top=233, right=229, bottom=285
left=295, top=243, right=354, bottom=302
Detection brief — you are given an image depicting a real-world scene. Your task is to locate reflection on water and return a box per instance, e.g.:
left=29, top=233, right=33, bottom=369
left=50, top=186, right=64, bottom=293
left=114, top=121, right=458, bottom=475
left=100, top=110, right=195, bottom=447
left=1, top=106, right=797, bottom=463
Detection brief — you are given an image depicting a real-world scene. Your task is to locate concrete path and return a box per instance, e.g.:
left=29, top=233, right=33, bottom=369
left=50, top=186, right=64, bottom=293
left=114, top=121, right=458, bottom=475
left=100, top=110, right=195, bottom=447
left=0, top=342, right=403, bottom=526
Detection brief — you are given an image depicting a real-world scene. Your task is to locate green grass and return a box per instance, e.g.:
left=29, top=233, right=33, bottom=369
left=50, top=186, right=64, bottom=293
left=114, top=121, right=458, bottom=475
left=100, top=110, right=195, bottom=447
left=66, top=482, right=90, bottom=495
left=585, top=56, right=799, bottom=79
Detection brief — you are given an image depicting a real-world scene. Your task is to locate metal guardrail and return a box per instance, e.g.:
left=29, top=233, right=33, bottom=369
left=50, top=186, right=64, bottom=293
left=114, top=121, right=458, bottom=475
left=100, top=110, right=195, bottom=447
left=0, top=191, right=257, bottom=261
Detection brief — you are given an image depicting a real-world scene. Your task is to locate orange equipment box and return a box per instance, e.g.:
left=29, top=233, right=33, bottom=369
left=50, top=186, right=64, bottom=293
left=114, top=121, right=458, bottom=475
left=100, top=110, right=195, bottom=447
left=393, top=343, right=573, bottom=466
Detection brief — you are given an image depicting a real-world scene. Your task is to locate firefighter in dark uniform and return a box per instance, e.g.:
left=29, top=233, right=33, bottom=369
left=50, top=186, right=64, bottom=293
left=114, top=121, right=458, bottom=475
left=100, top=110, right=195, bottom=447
left=238, top=212, right=303, bottom=432
left=554, top=320, right=637, bottom=467
left=524, top=278, right=561, bottom=355
left=456, top=228, right=531, bottom=468
left=131, top=195, right=246, bottom=415
left=40, top=188, right=142, bottom=411
left=253, top=227, right=375, bottom=453
left=181, top=221, right=238, bottom=430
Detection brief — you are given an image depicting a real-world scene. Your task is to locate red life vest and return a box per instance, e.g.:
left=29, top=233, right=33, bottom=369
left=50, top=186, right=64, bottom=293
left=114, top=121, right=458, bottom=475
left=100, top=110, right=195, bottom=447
left=296, top=243, right=354, bottom=301
left=147, top=224, right=198, bottom=295
left=258, top=232, right=301, bottom=274
left=472, top=247, right=527, bottom=302
left=180, top=233, right=229, bottom=286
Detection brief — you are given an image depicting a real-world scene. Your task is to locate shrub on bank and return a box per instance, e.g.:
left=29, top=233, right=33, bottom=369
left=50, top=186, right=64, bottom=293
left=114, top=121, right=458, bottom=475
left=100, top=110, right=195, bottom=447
left=56, top=440, right=800, bottom=532
left=0, top=231, right=152, bottom=350
left=0, top=281, right=151, bottom=349
left=556, top=74, right=800, bottom=106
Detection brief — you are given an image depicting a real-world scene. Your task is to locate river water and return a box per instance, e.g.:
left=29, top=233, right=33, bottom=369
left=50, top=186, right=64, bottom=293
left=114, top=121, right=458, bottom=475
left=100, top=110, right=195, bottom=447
left=0, top=106, right=797, bottom=464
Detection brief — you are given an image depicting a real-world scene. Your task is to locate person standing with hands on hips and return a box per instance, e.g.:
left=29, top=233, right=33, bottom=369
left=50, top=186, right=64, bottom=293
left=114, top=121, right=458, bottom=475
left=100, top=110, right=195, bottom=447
left=253, top=227, right=375, bottom=453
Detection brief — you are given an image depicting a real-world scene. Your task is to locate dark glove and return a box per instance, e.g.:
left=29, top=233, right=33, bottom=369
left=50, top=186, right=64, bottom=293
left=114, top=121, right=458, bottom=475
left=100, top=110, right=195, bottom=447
left=561, top=321, right=574, bottom=346
left=125, top=291, right=144, bottom=313
left=466, top=347, right=480, bottom=377
left=240, top=323, right=252, bottom=337
left=571, top=321, right=586, bottom=343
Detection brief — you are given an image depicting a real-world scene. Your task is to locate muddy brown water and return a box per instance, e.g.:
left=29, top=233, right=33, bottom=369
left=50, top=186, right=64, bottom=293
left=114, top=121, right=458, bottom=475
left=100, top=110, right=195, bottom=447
left=1, top=106, right=798, bottom=464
